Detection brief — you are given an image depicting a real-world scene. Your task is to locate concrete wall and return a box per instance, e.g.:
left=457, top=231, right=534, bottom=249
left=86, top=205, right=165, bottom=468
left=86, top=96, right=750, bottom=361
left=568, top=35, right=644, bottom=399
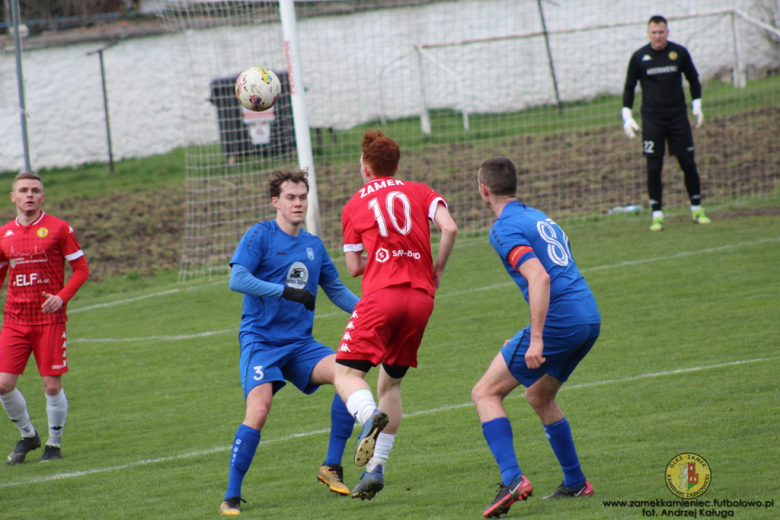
left=0, top=0, right=775, bottom=172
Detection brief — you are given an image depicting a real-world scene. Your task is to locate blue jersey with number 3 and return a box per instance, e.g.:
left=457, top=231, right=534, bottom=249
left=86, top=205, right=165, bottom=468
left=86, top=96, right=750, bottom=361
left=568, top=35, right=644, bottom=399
left=489, top=201, right=600, bottom=326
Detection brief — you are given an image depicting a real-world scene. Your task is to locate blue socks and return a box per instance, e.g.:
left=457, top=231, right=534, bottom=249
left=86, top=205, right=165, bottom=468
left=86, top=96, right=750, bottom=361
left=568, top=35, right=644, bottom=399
left=482, top=417, right=522, bottom=485
left=225, top=424, right=261, bottom=500
left=324, top=393, right=354, bottom=466
left=544, top=417, right=585, bottom=488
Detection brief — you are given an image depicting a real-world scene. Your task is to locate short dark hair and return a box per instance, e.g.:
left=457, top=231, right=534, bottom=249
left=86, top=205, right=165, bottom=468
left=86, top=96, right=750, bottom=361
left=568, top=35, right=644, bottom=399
left=268, top=169, right=309, bottom=199
left=479, top=157, right=517, bottom=196
left=648, top=15, right=667, bottom=26
left=362, top=130, right=400, bottom=177
left=12, top=172, right=43, bottom=190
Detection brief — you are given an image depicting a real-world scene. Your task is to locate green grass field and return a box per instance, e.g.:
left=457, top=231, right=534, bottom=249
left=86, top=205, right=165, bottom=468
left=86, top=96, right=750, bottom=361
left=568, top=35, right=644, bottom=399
left=1, top=198, right=778, bottom=519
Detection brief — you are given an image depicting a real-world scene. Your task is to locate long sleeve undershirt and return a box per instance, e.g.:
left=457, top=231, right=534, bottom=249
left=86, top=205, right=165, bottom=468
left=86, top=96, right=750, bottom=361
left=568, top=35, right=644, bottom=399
left=229, top=263, right=358, bottom=313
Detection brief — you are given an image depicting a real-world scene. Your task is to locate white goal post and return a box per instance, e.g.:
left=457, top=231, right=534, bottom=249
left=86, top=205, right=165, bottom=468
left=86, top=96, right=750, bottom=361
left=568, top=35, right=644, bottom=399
left=159, top=1, right=780, bottom=282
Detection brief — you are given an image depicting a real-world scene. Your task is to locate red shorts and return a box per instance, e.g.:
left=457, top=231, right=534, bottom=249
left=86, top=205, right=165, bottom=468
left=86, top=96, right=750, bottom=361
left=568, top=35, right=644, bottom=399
left=337, top=286, right=434, bottom=367
left=0, top=322, right=69, bottom=376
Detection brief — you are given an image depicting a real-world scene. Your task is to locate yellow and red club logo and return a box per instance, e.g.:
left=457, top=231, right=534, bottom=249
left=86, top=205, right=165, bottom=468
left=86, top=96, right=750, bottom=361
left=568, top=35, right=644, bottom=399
left=665, top=453, right=711, bottom=498
left=668, top=51, right=678, bottom=60
left=37, top=227, right=48, bottom=238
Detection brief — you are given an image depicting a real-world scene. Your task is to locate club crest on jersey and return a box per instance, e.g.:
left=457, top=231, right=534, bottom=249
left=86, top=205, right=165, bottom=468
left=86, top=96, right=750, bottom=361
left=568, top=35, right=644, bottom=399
left=306, top=247, right=314, bottom=260
left=285, top=261, right=309, bottom=289
left=37, top=227, right=49, bottom=238
left=668, top=51, right=678, bottom=60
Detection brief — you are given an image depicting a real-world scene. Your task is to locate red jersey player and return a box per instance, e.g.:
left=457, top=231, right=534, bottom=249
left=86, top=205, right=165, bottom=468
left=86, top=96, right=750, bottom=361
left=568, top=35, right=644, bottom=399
left=0, top=172, right=89, bottom=464
left=334, top=130, right=458, bottom=499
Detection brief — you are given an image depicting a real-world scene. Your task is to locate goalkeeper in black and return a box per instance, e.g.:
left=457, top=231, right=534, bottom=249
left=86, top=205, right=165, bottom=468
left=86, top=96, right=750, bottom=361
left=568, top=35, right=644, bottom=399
left=622, top=14, right=711, bottom=231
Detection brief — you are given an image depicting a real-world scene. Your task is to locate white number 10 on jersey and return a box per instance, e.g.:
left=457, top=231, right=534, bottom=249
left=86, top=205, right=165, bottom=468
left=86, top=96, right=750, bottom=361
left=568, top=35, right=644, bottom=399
left=369, top=191, right=412, bottom=237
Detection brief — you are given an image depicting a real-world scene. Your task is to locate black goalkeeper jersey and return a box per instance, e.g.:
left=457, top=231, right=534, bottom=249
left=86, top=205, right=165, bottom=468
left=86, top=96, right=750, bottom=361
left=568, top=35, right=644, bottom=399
left=623, top=41, right=701, bottom=117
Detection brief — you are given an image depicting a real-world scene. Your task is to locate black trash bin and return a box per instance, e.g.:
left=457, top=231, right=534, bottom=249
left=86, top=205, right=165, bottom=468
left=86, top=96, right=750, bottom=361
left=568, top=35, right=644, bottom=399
left=209, top=71, right=296, bottom=160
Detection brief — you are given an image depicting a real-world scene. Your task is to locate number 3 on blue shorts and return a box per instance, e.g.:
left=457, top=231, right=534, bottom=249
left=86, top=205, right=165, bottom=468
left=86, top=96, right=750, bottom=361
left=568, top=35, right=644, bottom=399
left=253, top=365, right=264, bottom=381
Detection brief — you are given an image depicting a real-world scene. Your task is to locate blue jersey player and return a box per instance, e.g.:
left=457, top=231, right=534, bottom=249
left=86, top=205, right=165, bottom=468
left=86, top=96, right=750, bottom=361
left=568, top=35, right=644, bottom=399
left=472, top=157, right=601, bottom=518
left=219, top=169, right=360, bottom=516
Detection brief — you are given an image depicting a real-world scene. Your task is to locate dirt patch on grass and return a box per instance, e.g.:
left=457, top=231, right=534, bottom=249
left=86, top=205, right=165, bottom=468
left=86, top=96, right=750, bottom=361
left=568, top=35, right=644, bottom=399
left=711, top=205, right=780, bottom=220
left=0, top=189, right=184, bottom=281
left=1, top=108, right=775, bottom=281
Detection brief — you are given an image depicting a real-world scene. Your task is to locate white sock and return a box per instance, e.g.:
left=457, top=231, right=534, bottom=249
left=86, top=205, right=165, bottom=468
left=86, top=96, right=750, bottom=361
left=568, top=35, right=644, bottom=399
left=367, top=432, right=395, bottom=472
left=346, top=389, right=376, bottom=425
left=652, top=210, right=664, bottom=219
left=0, top=388, right=36, bottom=438
left=46, top=390, right=68, bottom=447
left=690, top=205, right=701, bottom=212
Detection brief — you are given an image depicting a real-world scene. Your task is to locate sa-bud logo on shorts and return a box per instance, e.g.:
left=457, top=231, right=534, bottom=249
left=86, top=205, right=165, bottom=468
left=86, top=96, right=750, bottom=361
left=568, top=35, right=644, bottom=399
left=665, top=453, right=711, bottom=498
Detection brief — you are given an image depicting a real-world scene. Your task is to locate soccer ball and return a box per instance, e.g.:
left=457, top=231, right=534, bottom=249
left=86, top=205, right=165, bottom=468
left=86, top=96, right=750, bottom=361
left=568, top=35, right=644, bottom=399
left=235, top=67, right=281, bottom=112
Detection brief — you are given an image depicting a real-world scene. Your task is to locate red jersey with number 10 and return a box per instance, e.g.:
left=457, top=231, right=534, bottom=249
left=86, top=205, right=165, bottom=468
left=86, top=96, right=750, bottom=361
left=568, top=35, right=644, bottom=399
left=342, top=177, right=446, bottom=298
left=0, top=213, right=84, bottom=325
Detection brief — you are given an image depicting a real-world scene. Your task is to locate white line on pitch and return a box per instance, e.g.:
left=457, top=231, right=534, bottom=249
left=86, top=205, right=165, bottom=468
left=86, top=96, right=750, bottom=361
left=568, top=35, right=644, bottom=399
left=68, top=311, right=345, bottom=344
left=67, top=236, right=778, bottom=343
left=2, top=355, right=777, bottom=488
left=438, top=236, right=779, bottom=299
left=66, top=236, right=778, bottom=315
left=69, top=280, right=226, bottom=314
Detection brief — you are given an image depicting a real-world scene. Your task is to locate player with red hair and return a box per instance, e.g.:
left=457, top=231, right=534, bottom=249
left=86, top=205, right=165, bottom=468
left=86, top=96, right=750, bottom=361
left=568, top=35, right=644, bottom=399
left=334, top=130, right=458, bottom=500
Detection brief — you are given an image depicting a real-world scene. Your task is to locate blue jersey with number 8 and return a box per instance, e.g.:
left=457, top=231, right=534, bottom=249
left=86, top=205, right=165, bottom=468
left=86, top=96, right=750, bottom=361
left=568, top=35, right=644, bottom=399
left=489, top=201, right=600, bottom=326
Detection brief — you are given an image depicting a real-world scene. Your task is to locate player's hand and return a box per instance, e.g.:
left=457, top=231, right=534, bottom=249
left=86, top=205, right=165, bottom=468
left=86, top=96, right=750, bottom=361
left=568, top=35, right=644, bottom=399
left=281, top=286, right=315, bottom=311
left=432, top=266, right=444, bottom=290
left=41, top=291, right=64, bottom=314
left=621, top=107, right=639, bottom=139
left=692, top=99, right=704, bottom=128
left=525, top=338, right=546, bottom=369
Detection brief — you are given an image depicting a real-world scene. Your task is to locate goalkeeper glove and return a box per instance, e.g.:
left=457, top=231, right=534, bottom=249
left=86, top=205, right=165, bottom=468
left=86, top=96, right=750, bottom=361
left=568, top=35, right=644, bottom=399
left=282, top=286, right=316, bottom=311
left=621, top=107, right=639, bottom=139
left=692, top=98, right=704, bottom=128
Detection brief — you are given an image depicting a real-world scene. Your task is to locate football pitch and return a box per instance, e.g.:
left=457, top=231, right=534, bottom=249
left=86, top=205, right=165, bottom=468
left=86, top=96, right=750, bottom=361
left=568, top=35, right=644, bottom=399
left=1, top=201, right=778, bottom=519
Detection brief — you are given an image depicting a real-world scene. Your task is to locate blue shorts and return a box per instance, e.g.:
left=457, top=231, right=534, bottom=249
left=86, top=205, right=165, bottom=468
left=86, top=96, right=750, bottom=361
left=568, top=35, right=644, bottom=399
left=239, top=339, right=335, bottom=398
left=501, top=322, right=600, bottom=388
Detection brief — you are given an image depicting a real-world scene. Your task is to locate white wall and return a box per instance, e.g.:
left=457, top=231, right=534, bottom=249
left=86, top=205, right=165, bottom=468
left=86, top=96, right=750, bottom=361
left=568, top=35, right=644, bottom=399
left=0, top=0, right=775, bottom=172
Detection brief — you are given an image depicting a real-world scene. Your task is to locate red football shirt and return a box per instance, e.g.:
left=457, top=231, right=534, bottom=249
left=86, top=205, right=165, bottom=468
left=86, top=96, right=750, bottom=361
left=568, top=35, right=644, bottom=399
left=342, top=177, right=446, bottom=298
left=0, top=213, right=84, bottom=325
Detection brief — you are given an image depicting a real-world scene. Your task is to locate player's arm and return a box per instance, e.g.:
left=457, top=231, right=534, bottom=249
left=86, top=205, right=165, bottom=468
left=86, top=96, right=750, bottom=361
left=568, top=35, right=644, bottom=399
left=0, top=261, right=7, bottom=292
left=518, top=257, right=550, bottom=370
left=230, top=263, right=314, bottom=311
left=344, top=251, right=367, bottom=277
left=43, top=227, right=90, bottom=314
left=682, top=49, right=704, bottom=128
left=432, top=202, right=458, bottom=290
left=42, top=255, right=90, bottom=314
left=320, top=278, right=359, bottom=313
left=621, top=56, right=641, bottom=138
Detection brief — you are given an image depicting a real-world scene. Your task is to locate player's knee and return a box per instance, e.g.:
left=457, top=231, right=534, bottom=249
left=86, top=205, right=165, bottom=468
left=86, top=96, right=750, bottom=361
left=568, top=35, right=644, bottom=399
left=244, top=403, right=271, bottom=430
left=676, top=151, right=696, bottom=171
left=471, top=383, right=483, bottom=405
left=0, top=380, right=16, bottom=394
left=524, top=388, right=554, bottom=410
left=471, top=379, right=494, bottom=405
left=646, top=155, right=663, bottom=177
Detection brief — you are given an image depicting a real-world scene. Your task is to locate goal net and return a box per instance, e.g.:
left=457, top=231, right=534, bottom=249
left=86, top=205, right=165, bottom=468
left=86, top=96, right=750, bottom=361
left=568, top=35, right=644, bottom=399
left=159, top=0, right=780, bottom=281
